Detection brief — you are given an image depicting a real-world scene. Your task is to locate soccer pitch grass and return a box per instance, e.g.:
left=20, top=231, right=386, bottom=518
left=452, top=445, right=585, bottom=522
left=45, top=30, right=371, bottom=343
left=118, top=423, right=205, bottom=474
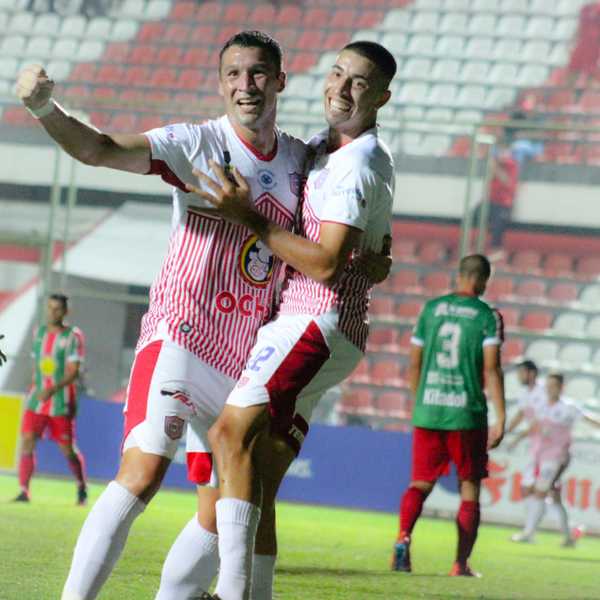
left=0, top=474, right=598, bottom=599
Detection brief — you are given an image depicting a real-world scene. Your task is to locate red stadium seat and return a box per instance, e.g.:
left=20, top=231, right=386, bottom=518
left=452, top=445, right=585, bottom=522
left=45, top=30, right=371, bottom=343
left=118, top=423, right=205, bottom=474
left=181, top=48, right=210, bottom=68
left=514, top=278, right=546, bottom=300
left=276, top=5, right=303, bottom=26
left=502, top=338, right=524, bottom=363
left=171, top=1, right=196, bottom=20
left=107, top=112, right=138, bottom=132
left=390, top=268, right=421, bottom=293
left=70, top=63, right=97, bottom=83
left=104, top=42, right=130, bottom=62
left=150, top=67, right=178, bottom=88
left=330, top=9, right=357, bottom=28
left=156, top=46, right=183, bottom=66
left=520, top=310, right=553, bottom=331
left=124, top=66, right=150, bottom=87
left=548, top=282, right=578, bottom=303
left=355, top=9, right=385, bottom=28
left=189, top=25, right=217, bottom=46
left=288, top=52, right=317, bottom=72
left=544, top=89, right=575, bottom=111
left=449, top=137, right=471, bottom=158
left=323, top=31, right=352, bottom=51
left=217, top=25, right=240, bottom=46
left=223, top=3, right=249, bottom=23
left=339, top=388, right=375, bottom=414
left=92, top=86, right=117, bottom=102
left=129, top=45, right=157, bottom=65
left=145, top=90, right=171, bottom=105
left=585, top=144, right=600, bottom=165
left=303, top=8, right=331, bottom=27
left=485, top=276, right=514, bottom=301
left=3, top=106, right=37, bottom=127
left=392, top=239, right=417, bottom=260
left=348, top=359, right=370, bottom=383
left=376, top=390, right=410, bottom=418
left=367, top=327, right=399, bottom=352
left=577, top=256, right=600, bottom=277
left=498, top=307, right=519, bottom=329
left=581, top=92, right=600, bottom=113
left=294, top=30, right=324, bottom=49
left=96, top=65, right=125, bottom=84
left=138, top=22, right=164, bottom=42
left=138, top=114, right=167, bottom=131
left=370, top=359, right=403, bottom=386
left=177, top=69, right=204, bottom=90
left=543, top=252, right=574, bottom=277
left=89, top=111, right=111, bottom=129
left=398, top=328, right=413, bottom=352
left=196, top=1, right=222, bottom=22
left=164, top=23, right=191, bottom=43
left=370, top=296, right=395, bottom=318
left=511, top=250, right=541, bottom=272
left=397, top=300, right=422, bottom=320
left=422, top=271, right=451, bottom=295
left=249, top=4, right=277, bottom=25
left=119, top=88, right=144, bottom=104
left=275, top=28, right=299, bottom=50
left=418, top=241, right=448, bottom=264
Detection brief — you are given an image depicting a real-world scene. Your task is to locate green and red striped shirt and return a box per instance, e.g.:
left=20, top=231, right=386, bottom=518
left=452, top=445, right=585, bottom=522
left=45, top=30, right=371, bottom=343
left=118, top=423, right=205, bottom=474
left=27, top=324, right=85, bottom=417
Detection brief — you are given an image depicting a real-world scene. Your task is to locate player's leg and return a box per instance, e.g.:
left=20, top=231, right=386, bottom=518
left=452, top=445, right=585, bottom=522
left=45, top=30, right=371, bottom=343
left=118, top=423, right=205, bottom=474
left=53, top=416, right=88, bottom=505
left=449, top=427, right=487, bottom=576
left=547, top=461, right=573, bottom=546
left=15, top=410, right=45, bottom=501
left=511, top=461, right=537, bottom=541
left=393, top=428, right=447, bottom=572
left=62, top=341, right=192, bottom=600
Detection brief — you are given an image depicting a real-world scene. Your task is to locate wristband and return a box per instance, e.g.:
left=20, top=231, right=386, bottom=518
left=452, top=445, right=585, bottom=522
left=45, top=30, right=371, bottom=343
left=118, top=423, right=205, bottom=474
left=26, top=98, right=56, bottom=119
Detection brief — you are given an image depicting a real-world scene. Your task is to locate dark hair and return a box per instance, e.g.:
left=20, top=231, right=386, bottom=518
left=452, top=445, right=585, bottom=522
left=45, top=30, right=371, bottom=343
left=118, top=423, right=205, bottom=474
left=459, top=254, right=491, bottom=280
left=219, top=30, right=282, bottom=74
left=518, top=359, right=538, bottom=374
left=49, top=293, right=68, bottom=310
left=547, top=372, right=564, bottom=386
left=342, top=41, right=397, bottom=86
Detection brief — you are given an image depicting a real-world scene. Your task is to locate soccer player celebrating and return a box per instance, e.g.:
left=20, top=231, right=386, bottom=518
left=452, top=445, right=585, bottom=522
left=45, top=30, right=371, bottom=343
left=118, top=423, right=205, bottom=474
left=14, top=293, right=87, bottom=504
left=17, top=31, right=311, bottom=600
left=510, top=373, right=600, bottom=546
left=391, top=255, right=505, bottom=577
left=187, top=41, right=396, bottom=600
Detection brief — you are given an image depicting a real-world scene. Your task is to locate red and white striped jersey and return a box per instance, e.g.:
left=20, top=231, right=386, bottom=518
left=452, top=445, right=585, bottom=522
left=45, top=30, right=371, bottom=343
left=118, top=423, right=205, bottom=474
left=279, top=127, right=394, bottom=351
left=138, top=116, right=308, bottom=379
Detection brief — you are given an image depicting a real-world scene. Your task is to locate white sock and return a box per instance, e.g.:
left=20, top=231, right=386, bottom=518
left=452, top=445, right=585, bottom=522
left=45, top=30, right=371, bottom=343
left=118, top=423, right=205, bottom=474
left=524, top=497, right=546, bottom=537
left=251, top=554, right=276, bottom=600
left=551, top=500, right=570, bottom=538
left=155, top=516, right=219, bottom=599
left=214, top=498, right=261, bottom=600
left=62, top=481, right=145, bottom=600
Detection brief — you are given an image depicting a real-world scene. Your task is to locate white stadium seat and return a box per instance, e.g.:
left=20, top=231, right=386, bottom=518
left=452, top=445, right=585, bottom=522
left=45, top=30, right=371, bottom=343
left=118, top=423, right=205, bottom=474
left=281, top=123, right=308, bottom=141
left=398, top=82, right=429, bottom=105
left=489, top=63, right=519, bottom=85
left=86, top=17, right=112, bottom=40
left=315, top=52, right=338, bottom=73
left=382, top=10, right=412, bottom=31
left=456, top=85, right=486, bottom=108
left=468, top=15, right=497, bottom=37
left=403, top=58, right=432, bottom=79
left=530, top=0, right=556, bottom=14
left=401, top=105, right=426, bottom=122
left=554, top=18, right=577, bottom=41
left=465, top=37, right=494, bottom=60
left=0, top=57, right=18, bottom=80
left=435, top=36, right=465, bottom=57
left=401, top=132, right=423, bottom=155
left=427, top=83, right=458, bottom=106
left=145, top=0, right=171, bottom=20
left=78, top=40, right=104, bottom=61
left=408, top=34, right=436, bottom=55
left=525, top=339, right=559, bottom=366
left=518, top=64, right=549, bottom=87
left=501, top=0, right=530, bottom=12
left=33, top=12, right=60, bottom=36
left=351, top=29, right=381, bottom=43
left=460, top=61, right=489, bottom=84
left=445, top=0, right=470, bottom=10
left=425, top=108, right=455, bottom=133
left=473, top=0, right=499, bottom=12
left=548, top=43, right=569, bottom=65
left=485, top=87, right=516, bottom=109
left=527, top=16, right=555, bottom=39
left=1, top=35, right=26, bottom=58
left=553, top=312, right=587, bottom=336
left=580, top=284, right=600, bottom=308
left=587, top=315, right=600, bottom=338
left=504, top=369, right=521, bottom=400
left=120, top=0, right=146, bottom=18
left=439, top=14, right=469, bottom=36
left=421, top=134, right=451, bottom=156
left=286, top=75, right=315, bottom=97
left=0, top=11, right=6, bottom=31
left=59, top=15, right=87, bottom=38
left=46, top=60, right=72, bottom=82
left=558, top=342, right=592, bottom=367
left=111, top=19, right=139, bottom=41
left=522, top=40, right=551, bottom=63
left=431, top=59, right=461, bottom=81
left=9, top=11, right=34, bottom=34
left=557, top=0, right=586, bottom=16
left=53, top=39, right=79, bottom=60
left=381, top=32, right=406, bottom=55
left=415, top=0, right=443, bottom=8
left=25, top=37, right=53, bottom=59
left=455, top=109, right=483, bottom=124
left=565, top=377, right=597, bottom=400
left=411, top=11, right=439, bottom=33
left=498, top=15, right=526, bottom=37
left=494, top=39, right=522, bottom=62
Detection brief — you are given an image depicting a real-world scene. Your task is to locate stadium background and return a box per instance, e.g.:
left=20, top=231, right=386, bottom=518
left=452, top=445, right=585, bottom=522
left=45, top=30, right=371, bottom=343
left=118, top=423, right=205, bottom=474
left=1, top=0, right=600, bottom=544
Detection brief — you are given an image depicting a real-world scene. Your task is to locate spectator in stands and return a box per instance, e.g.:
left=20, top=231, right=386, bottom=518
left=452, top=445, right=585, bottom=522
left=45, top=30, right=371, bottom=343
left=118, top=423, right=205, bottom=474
left=0, top=334, right=6, bottom=365
left=566, top=2, right=600, bottom=90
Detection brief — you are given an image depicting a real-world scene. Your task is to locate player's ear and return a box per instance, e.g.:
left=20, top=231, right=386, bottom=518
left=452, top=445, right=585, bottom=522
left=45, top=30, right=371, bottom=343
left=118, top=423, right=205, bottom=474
left=277, top=70, right=286, bottom=93
left=374, top=88, right=391, bottom=110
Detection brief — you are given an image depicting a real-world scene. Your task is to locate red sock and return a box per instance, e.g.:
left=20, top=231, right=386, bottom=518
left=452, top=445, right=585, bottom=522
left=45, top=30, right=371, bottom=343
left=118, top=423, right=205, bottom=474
left=18, top=453, right=35, bottom=492
left=456, top=500, right=480, bottom=566
left=67, top=450, right=87, bottom=488
left=398, top=486, right=426, bottom=541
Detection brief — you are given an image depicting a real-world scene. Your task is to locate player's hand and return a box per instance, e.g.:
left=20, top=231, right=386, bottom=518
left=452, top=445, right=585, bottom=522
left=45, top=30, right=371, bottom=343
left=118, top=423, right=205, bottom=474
left=0, top=335, right=6, bottom=366
left=487, top=422, right=505, bottom=449
left=186, top=160, right=255, bottom=226
left=15, top=65, right=55, bottom=110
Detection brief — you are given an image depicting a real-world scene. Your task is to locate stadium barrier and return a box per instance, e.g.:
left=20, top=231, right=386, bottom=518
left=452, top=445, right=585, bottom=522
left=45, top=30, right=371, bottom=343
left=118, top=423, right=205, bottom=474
left=6, top=394, right=598, bottom=534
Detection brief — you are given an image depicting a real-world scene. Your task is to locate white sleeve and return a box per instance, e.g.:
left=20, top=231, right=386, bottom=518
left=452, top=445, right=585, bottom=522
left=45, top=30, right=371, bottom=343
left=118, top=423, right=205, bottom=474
left=320, top=165, right=377, bottom=231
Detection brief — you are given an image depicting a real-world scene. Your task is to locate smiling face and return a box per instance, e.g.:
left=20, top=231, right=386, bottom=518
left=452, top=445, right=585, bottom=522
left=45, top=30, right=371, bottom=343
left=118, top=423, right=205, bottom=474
left=323, top=49, right=390, bottom=139
left=218, top=44, right=285, bottom=134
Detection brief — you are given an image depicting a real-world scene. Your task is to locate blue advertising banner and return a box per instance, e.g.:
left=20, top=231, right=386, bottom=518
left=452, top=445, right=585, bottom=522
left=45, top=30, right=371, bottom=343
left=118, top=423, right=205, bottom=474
left=34, top=396, right=416, bottom=513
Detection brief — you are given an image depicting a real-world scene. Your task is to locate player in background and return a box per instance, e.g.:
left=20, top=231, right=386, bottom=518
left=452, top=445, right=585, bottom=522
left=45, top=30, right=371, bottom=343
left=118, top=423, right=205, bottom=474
left=510, top=373, right=600, bottom=546
left=16, top=31, right=309, bottom=600
left=14, top=294, right=86, bottom=504
left=391, top=254, right=505, bottom=577
left=0, top=334, right=6, bottom=365
left=186, top=41, right=396, bottom=600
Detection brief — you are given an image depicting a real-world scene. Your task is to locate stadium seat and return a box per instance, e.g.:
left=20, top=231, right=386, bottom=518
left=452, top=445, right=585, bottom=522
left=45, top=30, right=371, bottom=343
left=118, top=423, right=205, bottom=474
left=349, top=358, right=370, bottom=384
left=431, top=59, right=461, bottom=82
left=485, top=276, right=514, bottom=301
left=70, top=64, right=97, bottom=83
left=525, top=339, right=559, bottom=365
left=435, top=35, right=465, bottom=57
left=146, top=0, right=171, bottom=20
left=323, top=31, right=352, bottom=51
left=367, top=327, right=400, bottom=353
left=339, top=388, right=375, bottom=415
left=493, top=39, right=522, bottom=62
left=150, top=67, right=177, bottom=88
left=138, top=22, right=164, bottom=42
left=222, top=2, right=249, bottom=23
left=397, top=300, right=422, bottom=321
left=138, top=114, right=167, bottom=131
left=553, top=312, right=587, bottom=336
left=111, top=20, right=138, bottom=42
left=370, top=296, right=395, bottom=319
left=390, top=268, right=421, bottom=293
left=460, top=61, right=490, bottom=84
left=0, top=57, right=18, bottom=80
left=565, top=377, right=596, bottom=400
left=408, top=34, right=436, bottom=55
left=164, top=23, right=191, bottom=43
left=104, top=42, right=130, bottom=63
left=577, top=256, right=600, bottom=278
left=276, top=5, right=303, bottom=26
left=587, top=315, right=600, bottom=338
left=370, top=359, right=404, bottom=386
left=511, top=250, right=542, bottom=272
left=33, top=12, right=60, bottom=36
left=86, top=17, right=112, bottom=40
left=97, top=65, right=125, bottom=85
left=124, top=66, right=150, bottom=87
left=521, top=310, right=553, bottom=331
left=422, top=271, right=451, bottom=295
left=499, top=307, right=520, bottom=329
left=376, top=390, right=410, bottom=418
left=548, top=282, right=579, bottom=303
left=188, top=25, right=217, bottom=46
left=78, top=41, right=104, bottom=62
left=398, top=82, right=429, bottom=105
left=469, top=15, right=497, bottom=36
left=249, top=4, right=277, bottom=25
left=579, top=284, right=600, bottom=308
left=543, top=253, right=574, bottom=277
left=503, top=338, right=524, bottom=363
left=177, top=69, right=204, bottom=90
left=427, top=84, right=458, bottom=107
left=456, top=85, right=486, bottom=109
left=497, top=15, right=525, bottom=36
left=440, top=13, right=468, bottom=35
left=9, top=11, right=34, bottom=34
left=1, top=35, right=25, bottom=57
left=514, top=279, right=546, bottom=300
left=418, top=241, right=448, bottom=264
left=558, top=342, right=592, bottom=367
left=331, top=8, right=357, bottom=28
left=392, top=239, right=418, bottom=260
left=107, top=112, right=138, bottom=132
left=464, top=38, right=494, bottom=61
left=181, top=48, right=210, bottom=68
left=59, top=15, right=87, bottom=38
left=53, top=39, right=79, bottom=60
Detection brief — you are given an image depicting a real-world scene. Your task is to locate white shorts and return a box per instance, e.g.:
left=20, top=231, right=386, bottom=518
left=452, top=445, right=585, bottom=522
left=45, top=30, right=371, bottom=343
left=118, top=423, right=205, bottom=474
left=226, top=312, right=363, bottom=452
left=522, top=457, right=569, bottom=493
left=123, top=339, right=235, bottom=485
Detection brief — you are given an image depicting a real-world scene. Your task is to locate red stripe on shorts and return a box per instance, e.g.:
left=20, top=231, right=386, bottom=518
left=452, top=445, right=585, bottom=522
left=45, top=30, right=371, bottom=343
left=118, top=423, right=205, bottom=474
left=265, top=320, right=329, bottom=433
left=122, top=340, right=163, bottom=450
left=187, top=452, right=213, bottom=485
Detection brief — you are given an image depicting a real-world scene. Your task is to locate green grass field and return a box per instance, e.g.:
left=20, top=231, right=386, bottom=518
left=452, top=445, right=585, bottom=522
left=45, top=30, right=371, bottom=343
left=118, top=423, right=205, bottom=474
left=0, top=474, right=598, bottom=600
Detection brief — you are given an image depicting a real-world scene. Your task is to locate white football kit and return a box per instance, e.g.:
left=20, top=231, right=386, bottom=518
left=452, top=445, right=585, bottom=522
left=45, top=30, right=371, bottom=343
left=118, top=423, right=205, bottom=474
left=226, top=127, right=395, bottom=447
left=123, top=116, right=307, bottom=483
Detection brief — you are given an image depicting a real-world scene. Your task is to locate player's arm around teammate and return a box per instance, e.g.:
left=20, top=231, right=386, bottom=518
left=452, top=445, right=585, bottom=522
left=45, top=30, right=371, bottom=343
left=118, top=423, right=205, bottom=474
left=15, top=65, right=151, bottom=173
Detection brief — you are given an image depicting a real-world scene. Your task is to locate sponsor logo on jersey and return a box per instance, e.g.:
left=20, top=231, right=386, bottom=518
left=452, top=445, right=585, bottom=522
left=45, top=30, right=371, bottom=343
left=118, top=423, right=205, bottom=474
left=214, top=291, right=268, bottom=319
left=161, top=389, right=196, bottom=416
left=258, top=169, right=276, bottom=190
left=238, top=235, right=274, bottom=288
left=39, top=357, right=56, bottom=376
left=164, top=415, right=185, bottom=440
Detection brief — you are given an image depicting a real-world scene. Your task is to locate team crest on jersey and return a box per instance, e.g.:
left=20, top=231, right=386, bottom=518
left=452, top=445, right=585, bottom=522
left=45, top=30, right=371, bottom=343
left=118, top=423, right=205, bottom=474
left=164, top=415, right=185, bottom=440
left=39, top=357, right=56, bottom=376
left=239, top=235, right=274, bottom=288
left=258, top=169, right=276, bottom=190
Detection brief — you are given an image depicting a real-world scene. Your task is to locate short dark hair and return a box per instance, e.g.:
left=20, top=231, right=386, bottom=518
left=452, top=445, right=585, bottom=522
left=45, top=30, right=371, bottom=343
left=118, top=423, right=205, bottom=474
left=219, top=30, right=282, bottom=74
left=342, top=41, right=397, bottom=87
left=459, top=254, right=491, bottom=280
left=49, top=293, right=68, bottom=310
left=547, top=372, right=564, bottom=386
left=518, top=359, right=538, bottom=374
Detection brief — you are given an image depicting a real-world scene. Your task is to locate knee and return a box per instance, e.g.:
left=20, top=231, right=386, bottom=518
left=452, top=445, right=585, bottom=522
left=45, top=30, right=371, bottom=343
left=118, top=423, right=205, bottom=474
left=20, top=434, right=36, bottom=454
left=116, top=456, right=167, bottom=501
left=411, top=481, right=434, bottom=496
left=208, top=418, right=246, bottom=461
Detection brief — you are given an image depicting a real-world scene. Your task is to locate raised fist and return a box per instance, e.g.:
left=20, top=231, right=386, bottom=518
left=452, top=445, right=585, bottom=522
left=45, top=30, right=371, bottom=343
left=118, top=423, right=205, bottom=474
left=15, top=65, right=55, bottom=110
